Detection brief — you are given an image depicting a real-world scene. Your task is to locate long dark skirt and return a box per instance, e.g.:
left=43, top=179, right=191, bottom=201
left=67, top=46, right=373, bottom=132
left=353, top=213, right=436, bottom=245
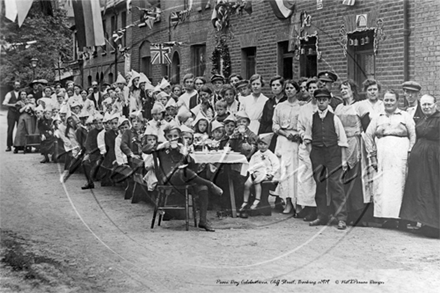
left=14, top=113, right=36, bottom=147
left=342, top=162, right=366, bottom=222
left=400, top=138, right=439, bottom=229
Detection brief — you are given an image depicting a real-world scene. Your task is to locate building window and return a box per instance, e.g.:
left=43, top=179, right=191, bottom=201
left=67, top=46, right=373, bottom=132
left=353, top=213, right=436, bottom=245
left=171, top=51, right=180, bottom=84
left=278, top=41, right=294, bottom=79
left=299, top=36, right=317, bottom=78
left=141, top=56, right=152, bottom=78
left=191, top=44, right=206, bottom=77
left=347, top=30, right=375, bottom=92
left=108, top=73, right=114, bottom=84
left=241, top=47, right=256, bottom=79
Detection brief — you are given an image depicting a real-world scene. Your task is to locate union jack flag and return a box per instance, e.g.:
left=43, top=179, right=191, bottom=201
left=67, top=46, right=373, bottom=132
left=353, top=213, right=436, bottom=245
left=150, top=43, right=172, bottom=64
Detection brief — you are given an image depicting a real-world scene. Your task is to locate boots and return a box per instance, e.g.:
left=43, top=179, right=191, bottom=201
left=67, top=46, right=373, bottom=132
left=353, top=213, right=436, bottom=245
left=198, top=191, right=215, bottom=232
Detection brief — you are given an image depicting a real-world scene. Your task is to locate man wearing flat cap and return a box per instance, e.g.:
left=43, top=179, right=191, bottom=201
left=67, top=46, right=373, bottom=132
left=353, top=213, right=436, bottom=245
left=317, top=71, right=343, bottom=111
left=402, top=81, right=425, bottom=123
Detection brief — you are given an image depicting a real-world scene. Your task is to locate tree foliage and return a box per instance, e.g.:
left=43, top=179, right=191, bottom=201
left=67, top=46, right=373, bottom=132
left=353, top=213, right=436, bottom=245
left=0, top=2, right=73, bottom=86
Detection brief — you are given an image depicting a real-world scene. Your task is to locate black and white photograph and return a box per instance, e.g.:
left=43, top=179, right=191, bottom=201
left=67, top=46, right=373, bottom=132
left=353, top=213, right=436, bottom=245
left=0, top=0, right=439, bottom=292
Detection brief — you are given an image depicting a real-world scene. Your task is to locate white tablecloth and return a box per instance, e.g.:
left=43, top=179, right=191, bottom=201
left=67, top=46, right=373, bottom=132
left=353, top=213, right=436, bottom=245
left=190, top=151, right=249, bottom=176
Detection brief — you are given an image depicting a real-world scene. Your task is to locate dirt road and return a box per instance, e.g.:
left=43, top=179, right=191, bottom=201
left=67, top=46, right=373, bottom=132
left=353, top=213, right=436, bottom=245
left=0, top=110, right=439, bottom=293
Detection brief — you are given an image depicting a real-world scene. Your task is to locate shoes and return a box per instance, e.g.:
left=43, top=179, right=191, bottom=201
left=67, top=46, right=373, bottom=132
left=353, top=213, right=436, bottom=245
left=239, top=211, right=249, bottom=218
left=239, top=202, right=248, bottom=212
left=274, top=197, right=284, bottom=213
left=6, top=147, right=11, bottom=152
left=303, top=213, right=317, bottom=222
left=209, top=183, right=223, bottom=197
left=337, top=220, right=347, bottom=230
left=250, top=199, right=260, bottom=210
left=81, top=183, right=95, bottom=190
left=40, top=158, right=49, bottom=163
left=309, top=218, right=327, bottom=226
left=198, top=221, right=215, bottom=232
left=282, top=204, right=293, bottom=214
left=13, top=148, right=18, bottom=154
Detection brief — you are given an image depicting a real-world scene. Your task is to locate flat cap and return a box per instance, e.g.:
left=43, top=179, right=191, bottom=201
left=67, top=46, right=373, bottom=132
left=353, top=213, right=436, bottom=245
left=402, top=81, right=421, bottom=92
left=314, top=88, right=332, bottom=99
left=211, top=74, right=225, bottom=83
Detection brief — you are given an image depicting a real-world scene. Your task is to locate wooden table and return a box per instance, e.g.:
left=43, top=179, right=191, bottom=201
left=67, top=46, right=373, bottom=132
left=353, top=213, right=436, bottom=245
left=191, top=151, right=248, bottom=217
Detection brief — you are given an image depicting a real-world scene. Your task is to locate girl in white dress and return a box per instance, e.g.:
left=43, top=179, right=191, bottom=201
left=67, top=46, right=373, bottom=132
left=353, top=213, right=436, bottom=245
left=272, top=80, right=302, bottom=214
left=239, top=74, right=268, bottom=134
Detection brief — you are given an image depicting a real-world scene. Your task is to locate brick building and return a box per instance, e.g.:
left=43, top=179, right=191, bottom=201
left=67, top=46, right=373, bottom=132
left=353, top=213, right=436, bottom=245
left=74, top=0, right=440, bottom=98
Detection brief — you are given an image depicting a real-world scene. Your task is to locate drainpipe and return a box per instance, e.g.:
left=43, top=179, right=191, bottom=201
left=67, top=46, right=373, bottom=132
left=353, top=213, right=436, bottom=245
left=403, top=0, right=409, bottom=81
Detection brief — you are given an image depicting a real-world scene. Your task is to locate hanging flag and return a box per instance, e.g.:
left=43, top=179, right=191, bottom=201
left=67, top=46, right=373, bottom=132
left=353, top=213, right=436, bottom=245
left=211, top=2, right=231, bottom=31
left=342, top=0, right=355, bottom=5
left=150, top=43, right=172, bottom=64
left=72, top=0, right=105, bottom=48
left=266, top=0, right=295, bottom=20
left=5, top=0, right=18, bottom=22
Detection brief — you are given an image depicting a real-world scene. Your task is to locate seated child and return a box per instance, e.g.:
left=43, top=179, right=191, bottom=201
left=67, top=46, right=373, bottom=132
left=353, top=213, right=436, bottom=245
left=209, top=120, right=228, bottom=150
left=164, top=98, right=177, bottom=123
left=228, top=111, right=258, bottom=160
left=192, top=114, right=210, bottom=151
left=146, top=102, right=168, bottom=143
left=214, top=100, right=228, bottom=123
left=240, top=133, right=280, bottom=212
left=142, top=127, right=159, bottom=191
left=180, top=125, right=195, bottom=154
left=115, top=116, right=130, bottom=166
left=143, top=123, right=223, bottom=232
left=223, top=114, right=236, bottom=138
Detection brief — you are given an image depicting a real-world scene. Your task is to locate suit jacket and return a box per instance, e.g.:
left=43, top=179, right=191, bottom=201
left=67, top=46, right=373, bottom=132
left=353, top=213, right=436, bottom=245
left=120, top=128, right=143, bottom=157
left=88, top=91, right=103, bottom=111
left=189, top=93, right=200, bottom=110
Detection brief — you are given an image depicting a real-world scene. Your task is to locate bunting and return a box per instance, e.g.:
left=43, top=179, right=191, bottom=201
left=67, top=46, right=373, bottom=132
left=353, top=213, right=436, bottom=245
left=150, top=43, right=172, bottom=64
left=211, top=0, right=252, bottom=31
left=137, top=6, right=161, bottom=29
left=342, top=0, right=355, bottom=5
left=266, top=0, right=295, bottom=20
left=5, top=0, right=34, bottom=27
left=170, top=9, right=191, bottom=29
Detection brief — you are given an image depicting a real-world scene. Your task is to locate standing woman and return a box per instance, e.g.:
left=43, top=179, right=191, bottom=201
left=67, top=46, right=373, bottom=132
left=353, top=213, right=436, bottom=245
left=239, top=74, right=268, bottom=135
left=272, top=80, right=302, bottom=214
left=258, top=75, right=287, bottom=151
left=14, top=92, right=36, bottom=152
left=335, top=80, right=366, bottom=225
left=365, top=90, right=416, bottom=228
left=400, top=94, right=439, bottom=238
left=356, top=79, right=385, bottom=208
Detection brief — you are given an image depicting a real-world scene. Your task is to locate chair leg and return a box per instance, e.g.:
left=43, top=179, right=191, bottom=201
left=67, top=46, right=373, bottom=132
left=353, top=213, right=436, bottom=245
left=158, top=192, right=168, bottom=227
left=192, top=193, right=197, bottom=227
left=185, top=188, right=189, bottom=231
left=151, top=190, right=162, bottom=229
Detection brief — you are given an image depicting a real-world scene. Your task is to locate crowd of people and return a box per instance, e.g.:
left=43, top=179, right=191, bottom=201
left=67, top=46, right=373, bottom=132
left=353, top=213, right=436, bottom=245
left=3, top=70, right=439, bottom=236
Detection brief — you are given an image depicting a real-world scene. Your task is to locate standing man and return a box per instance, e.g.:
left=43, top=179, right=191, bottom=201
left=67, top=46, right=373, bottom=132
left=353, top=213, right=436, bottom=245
left=307, top=89, right=349, bottom=230
left=402, top=81, right=425, bottom=124
left=178, top=73, right=197, bottom=109
left=88, top=81, right=103, bottom=112
left=317, top=71, right=343, bottom=111
left=3, top=81, right=21, bottom=152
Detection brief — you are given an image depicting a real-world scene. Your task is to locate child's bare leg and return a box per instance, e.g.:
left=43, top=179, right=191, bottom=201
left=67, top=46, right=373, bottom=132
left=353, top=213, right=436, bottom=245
left=250, top=183, right=262, bottom=210
left=241, top=177, right=253, bottom=210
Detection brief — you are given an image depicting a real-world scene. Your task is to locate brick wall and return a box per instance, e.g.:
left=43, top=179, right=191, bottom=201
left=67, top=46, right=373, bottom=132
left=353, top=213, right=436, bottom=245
left=126, top=0, right=438, bottom=99
left=409, top=0, right=440, bottom=99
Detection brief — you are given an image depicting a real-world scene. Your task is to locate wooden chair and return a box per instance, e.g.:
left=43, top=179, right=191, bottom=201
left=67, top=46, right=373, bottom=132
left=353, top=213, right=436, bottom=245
left=23, top=134, right=41, bottom=153
left=150, top=152, right=197, bottom=231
